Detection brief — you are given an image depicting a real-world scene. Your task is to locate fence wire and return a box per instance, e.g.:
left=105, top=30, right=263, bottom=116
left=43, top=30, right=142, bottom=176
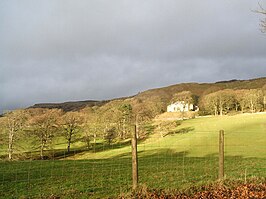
left=0, top=130, right=265, bottom=198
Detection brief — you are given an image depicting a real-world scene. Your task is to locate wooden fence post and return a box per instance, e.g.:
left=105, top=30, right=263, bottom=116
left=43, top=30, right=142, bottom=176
left=132, top=125, right=138, bottom=190
left=219, top=130, right=224, bottom=180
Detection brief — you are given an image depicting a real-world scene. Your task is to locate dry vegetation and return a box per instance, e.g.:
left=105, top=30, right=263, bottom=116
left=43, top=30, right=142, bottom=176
left=122, top=181, right=266, bottom=199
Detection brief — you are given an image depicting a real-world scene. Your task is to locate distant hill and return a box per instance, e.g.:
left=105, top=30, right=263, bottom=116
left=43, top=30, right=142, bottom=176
left=29, top=77, right=266, bottom=112
left=29, top=100, right=109, bottom=112
left=132, top=77, right=266, bottom=107
left=29, top=96, right=131, bottom=112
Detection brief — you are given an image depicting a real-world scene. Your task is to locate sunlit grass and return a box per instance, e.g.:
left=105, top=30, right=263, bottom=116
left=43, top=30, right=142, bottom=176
left=0, top=113, right=266, bottom=198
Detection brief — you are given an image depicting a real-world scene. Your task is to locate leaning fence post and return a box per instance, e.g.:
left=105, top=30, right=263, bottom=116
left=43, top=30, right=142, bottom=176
left=219, top=130, right=224, bottom=180
left=131, top=125, right=138, bottom=190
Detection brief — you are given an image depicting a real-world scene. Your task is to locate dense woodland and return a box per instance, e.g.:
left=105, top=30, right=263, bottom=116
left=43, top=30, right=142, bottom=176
left=1, top=78, right=266, bottom=160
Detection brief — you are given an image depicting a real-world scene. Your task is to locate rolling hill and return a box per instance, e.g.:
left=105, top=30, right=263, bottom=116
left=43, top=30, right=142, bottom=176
left=28, top=77, right=266, bottom=112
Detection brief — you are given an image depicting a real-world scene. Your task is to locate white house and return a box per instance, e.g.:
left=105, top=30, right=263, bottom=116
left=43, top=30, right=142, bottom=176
left=167, top=101, right=195, bottom=112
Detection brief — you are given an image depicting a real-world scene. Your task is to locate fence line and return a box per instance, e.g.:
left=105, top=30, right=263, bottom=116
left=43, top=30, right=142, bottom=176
left=0, top=127, right=265, bottom=198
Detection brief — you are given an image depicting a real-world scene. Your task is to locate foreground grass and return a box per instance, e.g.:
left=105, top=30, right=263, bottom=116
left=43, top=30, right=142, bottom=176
left=0, top=113, right=265, bottom=198
left=0, top=154, right=265, bottom=198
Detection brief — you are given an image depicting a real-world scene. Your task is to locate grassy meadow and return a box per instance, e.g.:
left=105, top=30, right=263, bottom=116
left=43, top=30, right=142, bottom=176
left=0, top=113, right=265, bottom=198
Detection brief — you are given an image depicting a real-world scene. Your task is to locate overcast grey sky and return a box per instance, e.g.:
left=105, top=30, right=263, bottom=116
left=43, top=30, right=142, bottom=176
left=0, top=0, right=266, bottom=112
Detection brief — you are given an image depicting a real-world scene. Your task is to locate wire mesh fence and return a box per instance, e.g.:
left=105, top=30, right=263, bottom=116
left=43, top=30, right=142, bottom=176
left=0, top=129, right=265, bottom=198
left=0, top=148, right=132, bottom=198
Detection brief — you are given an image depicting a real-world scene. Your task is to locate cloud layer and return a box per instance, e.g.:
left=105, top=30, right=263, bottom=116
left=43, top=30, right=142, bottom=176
left=0, top=0, right=266, bottom=112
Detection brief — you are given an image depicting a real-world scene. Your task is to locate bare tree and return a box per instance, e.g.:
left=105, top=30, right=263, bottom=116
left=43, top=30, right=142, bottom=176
left=255, top=2, right=266, bottom=32
left=0, top=117, right=4, bottom=145
left=61, top=111, right=84, bottom=153
left=2, top=110, right=27, bottom=160
left=216, top=90, right=236, bottom=116
left=234, top=89, right=248, bottom=113
left=27, top=108, right=62, bottom=159
left=200, top=90, right=236, bottom=116
left=200, top=92, right=219, bottom=116
left=261, top=84, right=266, bottom=111
left=132, top=100, right=155, bottom=139
left=243, top=89, right=263, bottom=113
left=119, top=104, right=133, bottom=140
left=82, top=107, right=101, bottom=149
left=104, top=127, right=116, bottom=145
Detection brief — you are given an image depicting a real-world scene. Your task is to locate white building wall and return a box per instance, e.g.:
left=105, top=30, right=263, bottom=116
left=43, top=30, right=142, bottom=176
left=167, top=101, right=194, bottom=112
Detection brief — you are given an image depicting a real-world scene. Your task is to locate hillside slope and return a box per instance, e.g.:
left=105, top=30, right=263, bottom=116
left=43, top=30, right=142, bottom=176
left=29, top=77, right=266, bottom=112
left=134, top=77, right=266, bottom=103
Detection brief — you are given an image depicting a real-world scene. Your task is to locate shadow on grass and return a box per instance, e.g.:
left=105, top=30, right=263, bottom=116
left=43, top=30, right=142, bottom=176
left=163, top=127, right=195, bottom=137
left=0, top=148, right=265, bottom=199
left=43, top=139, right=132, bottom=159
left=1, top=149, right=265, bottom=185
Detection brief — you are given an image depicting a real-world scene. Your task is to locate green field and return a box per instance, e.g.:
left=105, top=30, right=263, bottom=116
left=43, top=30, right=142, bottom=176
left=0, top=113, right=266, bottom=198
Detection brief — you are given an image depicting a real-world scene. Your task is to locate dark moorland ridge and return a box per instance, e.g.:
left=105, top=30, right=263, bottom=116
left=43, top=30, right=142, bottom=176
left=29, top=96, right=130, bottom=112
left=29, top=100, right=108, bottom=112
left=29, top=77, right=266, bottom=112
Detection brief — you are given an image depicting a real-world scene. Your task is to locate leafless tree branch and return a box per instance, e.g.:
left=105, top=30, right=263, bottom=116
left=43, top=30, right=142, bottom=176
left=253, top=2, right=266, bottom=32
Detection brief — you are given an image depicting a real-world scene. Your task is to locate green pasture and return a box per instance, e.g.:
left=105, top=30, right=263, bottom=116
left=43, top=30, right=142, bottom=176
left=74, top=113, right=266, bottom=159
left=0, top=113, right=265, bottom=198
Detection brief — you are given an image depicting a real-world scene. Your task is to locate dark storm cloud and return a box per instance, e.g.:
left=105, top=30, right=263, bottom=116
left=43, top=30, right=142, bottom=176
left=0, top=0, right=266, bottom=112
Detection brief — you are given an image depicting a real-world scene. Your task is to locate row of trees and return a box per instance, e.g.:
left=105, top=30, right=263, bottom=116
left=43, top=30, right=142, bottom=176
left=200, top=89, right=266, bottom=115
left=169, top=88, right=266, bottom=116
left=0, top=100, right=155, bottom=160
left=0, top=108, right=84, bottom=160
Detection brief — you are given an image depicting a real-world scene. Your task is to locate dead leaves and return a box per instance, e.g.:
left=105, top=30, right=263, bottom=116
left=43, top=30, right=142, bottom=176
left=121, top=183, right=266, bottom=199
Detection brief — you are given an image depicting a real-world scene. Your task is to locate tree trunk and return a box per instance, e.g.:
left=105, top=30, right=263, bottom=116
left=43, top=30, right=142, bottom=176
left=67, top=139, right=71, bottom=153
left=250, top=100, right=254, bottom=113
left=40, top=142, right=44, bottom=160
left=263, top=96, right=266, bottom=111
left=87, top=140, right=90, bottom=149
left=8, top=130, right=14, bottom=161
left=93, top=131, right=97, bottom=152
left=122, top=119, right=126, bottom=139
left=104, top=124, right=107, bottom=139
left=214, top=106, right=217, bottom=116
left=67, top=130, right=72, bottom=153
left=219, top=97, right=223, bottom=116
left=94, top=128, right=97, bottom=145
left=85, top=132, right=90, bottom=149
